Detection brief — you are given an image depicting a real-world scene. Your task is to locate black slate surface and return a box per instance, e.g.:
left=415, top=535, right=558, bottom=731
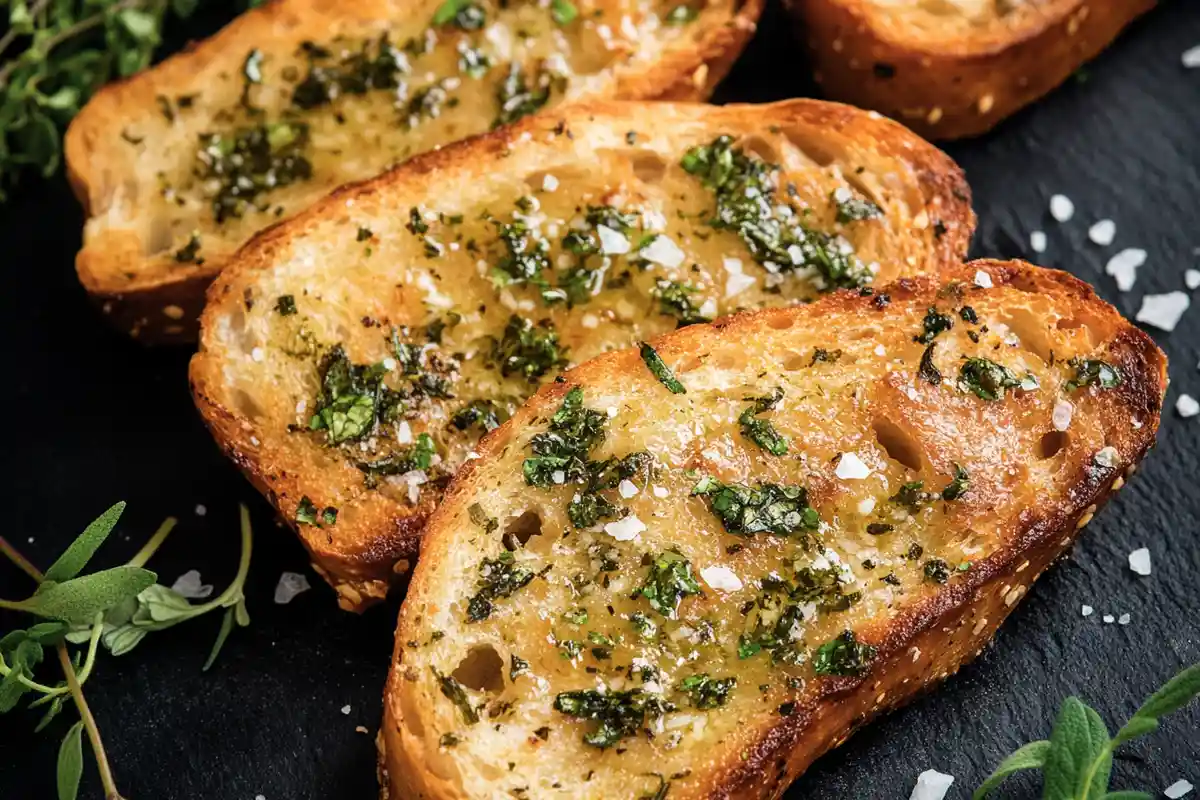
left=2, top=2, right=1199, bottom=797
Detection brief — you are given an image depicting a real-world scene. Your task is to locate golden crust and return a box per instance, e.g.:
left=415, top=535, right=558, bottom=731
left=380, top=259, right=1165, bottom=799
left=66, top=0, right=765, bottom=344
left=189, top=98, right=974, bottom=610
left=786, top=0, right=1156, bottom=139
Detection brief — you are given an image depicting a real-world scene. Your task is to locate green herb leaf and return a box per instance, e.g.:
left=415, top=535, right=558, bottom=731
left=1113, top=663, right=1200, bottom=745
left=635, top=550, right=701, bottom=619
left=24, top=567, right=157, bottom=623
left=56, top=720, right=84, bottom=800
left=202, top=606, right=236, bottom=672
left=43, top=502, right=126, bottom=583
left=812, top=630, right=876, bottom=677
left=739, top=388, right=789, bottom=455
left=971, top=740, right=1050, bottom=799
left=551, top=0, right=578, bottom=24
left=1041, top=697, right=1110, bottom=800
left=639, top=342, right=686, bottom=394
left=941, top=463, right=969, bottom=501
left=1100, top=793, right=1152, bottom=799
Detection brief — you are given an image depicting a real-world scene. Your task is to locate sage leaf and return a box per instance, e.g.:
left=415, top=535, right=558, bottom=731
left=1113, top=664, right=1200, bottom=746
left=56, top=720, right=84, bottom=800
left=25, top=566, right=156, bottom=623
left=202, top=607, right=235, bottom=672
left=43, top=502, right=126, bottom=583
left=0, top=663, right=33, bottom=712
left=102, top=623, right=147, bottom=657
left=972, top=740, right=1050, bottom=799
left=134, top=584, right=196, bottom=624
left=1041, top=697, right=1108, bottom=800
left=1101, top=793, right=1153, bottom=799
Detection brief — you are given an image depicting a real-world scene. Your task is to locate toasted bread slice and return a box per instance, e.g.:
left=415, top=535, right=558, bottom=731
left=379, top=259, right=1165, bottom=800
left=189, top=99, right=974, bottom=609
left=66, top=0, right=764, bottom=343
left=786, top=0, right=1155, bottom=139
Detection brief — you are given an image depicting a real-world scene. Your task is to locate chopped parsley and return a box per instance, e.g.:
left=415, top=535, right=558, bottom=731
left=678, top=674, right=737, bottom=709
left=522, top=386, right=606, bottom=487
left=495, top=63, right=555, bottom=128
left=681, top=136, right=871, bottom=289
left=738, top=388, right=788, bottom=456
left=1064, top=358, right=1122, bottom=392
left=833, top=189, right=882, bottom=223
left=431, top=0, right=486, bottom=29
left=941, top=463, right=969, bottom=501
left=567, top=451, right=652, bottom=529
left=739, top=566, right=861, bottom=664
left=692, top=477, right=820, bottom=539
left=452, top=399, right=505, bottom=433
left=923, top=558, right=951, bottom=584
left=357, top=433, right=436, bottom=484
left=810, top=348, right=842, bottom=366
left=490, top=315, right=566, bottom=382
left=196, top=122, right=312, bottom=222
left=291, top=35, right=409, bottom=110
left=915, top=307, right=953, bottom=344
left=275, top=294, right=297, bottom=316
left=510, top=654, right=530, bottom=680
left=664, top=4, right=699, bottom=23
left=653, top=280, right=712, bottom=327
left=630, top=611, right=658, bottom=641
left=465, top=551, right=536, bottom=622
left=174, top=232, right=203, bottom=264
left=635, top=550, right=702, bottom=619
left=550, top=0, right=578, bottom=24
left=491, top=218, right=551, bottom=289
left=958, top=357, right=1028, bottom=401
left=309, top=346, right=398, bottom=444
left=433, top=667, right=479, bottom=724
left=890, top=481, right=931, bottom=512
left=295, top=496, right=338, bottom=527
left=812, top=630, right=876, bottom=677
left=553, top=687, right=673, bottom=748
left=639, top=342, right=686, bottom=394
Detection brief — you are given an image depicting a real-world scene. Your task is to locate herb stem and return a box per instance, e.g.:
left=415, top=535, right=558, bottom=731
left=1077, top=742, right=1115, bottom=798
left=182, top=506, right=253, bottom=616
left=0, top=534, right=44, bottom=581
left=0, top=651, right=66, bottom=694
left=57, top=643, right=124, bottom=800
left=126, top=517, right=178, bottom=568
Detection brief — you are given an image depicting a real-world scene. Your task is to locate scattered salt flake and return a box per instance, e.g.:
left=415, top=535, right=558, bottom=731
left=1029, top=230, right=1047, bottom=253
left=857, top=497, right=877, bottom=515
left=1183, top=45, right=1200, bottom=68
left=1093, top=446, right=1120, bottom=468
left=274, top=572, right=311, bottom=604
left=834, top=452, right=871, bottom=480
left=909, top=769, right=955, bottom=800
left=1103, top=614, right=1115, bottom=624
left=397, top=420, right=414, bottom=444
left=652, top=486, right=669, bottom=498
left=552, top=470, right=566, bottom=485
left=596, top=224, right=630, bottom=255
left=194, top=504, right=207, bottom=517
left=1118, top=613, right=1131, bottom=625
left=640, top=235, right=685, bottom=268
left=725, top=271, right=757, bottom=298
left=700, top=566, right=743, bottom=593
left=1052, top=400, right=1073, bottom=431
left=171, top=570, right=213, bottom=600
left=1178, top=394, right=1200, bottom=418
left=1088, top=219, right=1116, bottom=246
left=382, top=357, right=397, bottom=371
left=973, top=269, right=993, bottom=289
left=256, top=795, right=267, bottom=800
left=541, top=174, right=559, bottom=192
left=1128, top=547, right=1152, bottom=576
left=1050, top=194, right=1075, bottom=222
left=1081, top=605, right=1094, bottom=617
left=1165, top=779, right=1194, bottom=799
left=1136, top=291, right=1190, bottom=331
left=1187, top=269, right=1200, bottom=290
left=341, top=704, right=351, bottom=715
left=618, top=479, right=639, bottom=499
left=604, top=514, right=645, bottom=541
left=1105, top=248, right=1146, bottom=291
left=251, top=347, right=265, bottom=362
left=874, top=344, right=886, bottom=356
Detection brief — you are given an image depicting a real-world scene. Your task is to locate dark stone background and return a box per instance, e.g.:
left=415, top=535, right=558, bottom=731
left=1, top=1, right=1197, bottom=797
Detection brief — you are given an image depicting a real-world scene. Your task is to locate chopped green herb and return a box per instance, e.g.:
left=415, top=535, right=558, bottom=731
left=308, top=346, right=397, bottom=444
left=490, top=315, right=566, bottom=382
left=553, top=688, right=673, bottom=748
left=653, top=280, right=712, bottom=327
left=563, top=608, right=589, bottom=625
left=833, top=189, right=882, bottom=223
left=941, top=463, right=969, bottom=501
left=810, top=348, right=842, bottom=367
left=550, top=0, right=578, bottom=24
left=639, top=342, right=686, bottom=394
left=431, top=0, right=486, bottom=29
left=468, top=503, right=499, bottom=533
left=433, top=667, right=479, bottom=724
left=678, top=674, right=737, bottom=709
left=291, top=35, right=409, bottom=110
left=635, top=550, right=701, bottom=619
left=681, top=136, right=872, bottom=289
left=664, top=4, right=699, bottom=23
left=510, top=654, right=530, bottom=680
left=452, top=399, right=505, bottom=433
left=494, top=63, right=555, bottom=128
left=915, top=307, right=953, bottom=344
left=197, top=122, right=312, bottom=222
left=356, top=226, right=373, bottom=242
left=465, top=551, right=536, bottom=622
left=630, top=611, right=657, bottom=641
left=692, top=477, right=820, bottom=539
left=522, top=387, right=606, bottom=487
left=891, top=481, right=931, bottom=512
left=275, top=295, right=297, bottom=316
left=174, top=231, right=204, bottom=264
left=356, top=433, right=437, bottom=483
left=738, top=388, right=788, bottom=456
left=923, top=558, right=951, bottom=584
left=958, top=357, right=1025, bottom=401
left=439, top=732, right=460, bottom=747
left=959, top=306, right=978, bottom=324
left=1064, top=358, right=1122, bottom=392
left=866, top=523, right=894, bottom=535
left=812, top=630, right=876, bottom=677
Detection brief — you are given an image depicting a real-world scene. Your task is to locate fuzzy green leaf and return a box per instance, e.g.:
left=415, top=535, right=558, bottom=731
left=1041, top=697, right=1109, bottom=800
left=972, top=740, right=1050, bottom=799
left=43, top=502, right=126, bottom=582
left=56, top=721, right=84, bottom=800
left=202, top=607, right=236, bottom=672
left=1100, top=792, right=1152, bottom=799
left=24, top=566, right=156, bottom=623
left=1114, top=664, right=1200, bottom=746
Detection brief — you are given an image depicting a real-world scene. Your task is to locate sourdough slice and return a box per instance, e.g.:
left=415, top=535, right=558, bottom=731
left=65, top=0, right=764, bottom=343
left=379, top=259, right=1165, bottom=799
left=189, top=99, right=974, bottom=609
left=785, top=0, right=1155, bottom=139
